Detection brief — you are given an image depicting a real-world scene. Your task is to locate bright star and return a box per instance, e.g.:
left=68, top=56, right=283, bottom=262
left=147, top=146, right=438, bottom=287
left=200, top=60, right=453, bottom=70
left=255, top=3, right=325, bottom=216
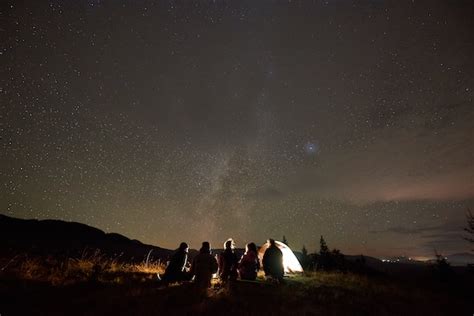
left=304, top=142, right=319, bottom=155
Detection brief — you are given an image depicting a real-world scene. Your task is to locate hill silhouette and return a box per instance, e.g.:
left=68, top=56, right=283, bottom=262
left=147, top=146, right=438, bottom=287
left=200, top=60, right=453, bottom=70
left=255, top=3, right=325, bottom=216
left=0, top=214, right=172, bottom=262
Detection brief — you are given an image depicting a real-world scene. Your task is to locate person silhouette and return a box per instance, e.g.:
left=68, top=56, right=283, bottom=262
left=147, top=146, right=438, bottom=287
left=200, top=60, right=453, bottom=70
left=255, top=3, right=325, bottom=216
left=161, top=242, right=191, bottom=284
left=238, top=242, right=260, bottom=281
left=190, top=241, right=218, bottom=290
left=218, top=238, right=239, bottom=283
left=262, top=238, right=284, bottom=283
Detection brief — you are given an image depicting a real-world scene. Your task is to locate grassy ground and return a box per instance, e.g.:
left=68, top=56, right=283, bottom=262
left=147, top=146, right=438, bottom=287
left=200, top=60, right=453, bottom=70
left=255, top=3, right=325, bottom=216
left=0, top=251, right=165, bottom=286
left=1, top=255, right=473, bottom=315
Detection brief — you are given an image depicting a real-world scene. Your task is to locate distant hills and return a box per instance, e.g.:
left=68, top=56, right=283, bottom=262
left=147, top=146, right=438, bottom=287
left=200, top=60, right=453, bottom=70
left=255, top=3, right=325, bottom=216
left=0, top=214, right=173, bottom=262
left=442, top=253, right=474, bottom=266
left=1, top=214, right=472, bottom=267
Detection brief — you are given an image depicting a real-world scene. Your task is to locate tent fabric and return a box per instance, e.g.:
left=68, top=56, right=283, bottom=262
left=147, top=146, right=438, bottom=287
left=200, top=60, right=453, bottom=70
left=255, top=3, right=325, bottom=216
left=258, top=240, right=304, bottom=274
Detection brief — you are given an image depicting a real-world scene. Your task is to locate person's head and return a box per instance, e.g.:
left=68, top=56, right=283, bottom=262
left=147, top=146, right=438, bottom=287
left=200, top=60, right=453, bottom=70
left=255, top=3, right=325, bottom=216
left=268, top=238, right=276, bottom=246
left=178, top=242, right=189, bottom=252
left=224, top=238, right=235, bottom=250
left=200, top=241, right=211, bottom=254
left=246, top=242, right=257, bottom=254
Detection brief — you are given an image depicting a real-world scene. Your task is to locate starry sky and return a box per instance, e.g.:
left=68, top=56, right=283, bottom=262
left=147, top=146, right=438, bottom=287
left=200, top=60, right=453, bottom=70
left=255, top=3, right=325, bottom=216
left=1, top=0, right=473, bottom=259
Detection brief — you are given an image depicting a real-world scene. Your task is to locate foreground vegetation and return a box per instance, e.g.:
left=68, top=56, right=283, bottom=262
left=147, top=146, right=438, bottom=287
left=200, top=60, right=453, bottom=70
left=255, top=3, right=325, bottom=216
left=0, top=251, right=165, bottom=286
left=1, top=254, right=473, bottom=315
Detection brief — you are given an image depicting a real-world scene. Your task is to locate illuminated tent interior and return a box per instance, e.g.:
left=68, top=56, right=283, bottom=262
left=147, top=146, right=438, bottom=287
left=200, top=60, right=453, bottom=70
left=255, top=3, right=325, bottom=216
left=258, top=240, right=304, bottom=274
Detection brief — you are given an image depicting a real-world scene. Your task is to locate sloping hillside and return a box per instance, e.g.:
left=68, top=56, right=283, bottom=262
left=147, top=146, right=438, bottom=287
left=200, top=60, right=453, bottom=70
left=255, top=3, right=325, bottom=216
left=0, top=214, right=172, bottom=262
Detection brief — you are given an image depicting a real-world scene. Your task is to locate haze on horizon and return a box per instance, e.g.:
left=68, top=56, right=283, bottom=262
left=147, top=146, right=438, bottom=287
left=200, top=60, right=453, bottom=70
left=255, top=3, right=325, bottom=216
left=1, top=0, right=473, bottom=258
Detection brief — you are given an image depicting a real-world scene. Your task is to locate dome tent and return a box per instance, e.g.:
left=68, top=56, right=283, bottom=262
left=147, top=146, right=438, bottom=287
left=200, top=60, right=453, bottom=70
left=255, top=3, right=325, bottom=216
left=258, top=240, right=304, bottom=274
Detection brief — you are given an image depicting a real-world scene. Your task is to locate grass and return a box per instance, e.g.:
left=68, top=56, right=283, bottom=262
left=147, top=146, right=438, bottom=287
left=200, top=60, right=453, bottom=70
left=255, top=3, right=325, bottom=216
left=0, top=251, right=165, bottom=286
left=1, top=254, right=473, bottom=315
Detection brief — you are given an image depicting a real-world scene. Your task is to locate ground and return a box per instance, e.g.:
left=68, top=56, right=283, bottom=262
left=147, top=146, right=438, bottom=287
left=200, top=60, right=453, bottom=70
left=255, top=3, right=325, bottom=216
left=0, top=255, right=473, bottom=315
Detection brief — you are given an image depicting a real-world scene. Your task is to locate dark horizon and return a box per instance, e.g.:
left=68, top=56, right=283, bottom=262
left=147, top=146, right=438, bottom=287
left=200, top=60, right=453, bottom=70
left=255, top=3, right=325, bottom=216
left=0, top=213, right=474, bottom=266
left=2, top=0, right=473, bottom=259
left=1, top=206, right=471, bottom=262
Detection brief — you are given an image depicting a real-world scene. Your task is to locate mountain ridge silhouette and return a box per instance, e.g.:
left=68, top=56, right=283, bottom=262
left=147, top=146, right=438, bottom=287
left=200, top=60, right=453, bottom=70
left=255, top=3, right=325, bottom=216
left=0, top=214, right=173, bottom=262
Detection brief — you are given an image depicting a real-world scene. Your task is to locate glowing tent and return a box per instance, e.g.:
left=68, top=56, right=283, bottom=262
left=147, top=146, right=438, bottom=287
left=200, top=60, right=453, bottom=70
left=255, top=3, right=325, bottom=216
left=258, top=240, right=304, bottom=274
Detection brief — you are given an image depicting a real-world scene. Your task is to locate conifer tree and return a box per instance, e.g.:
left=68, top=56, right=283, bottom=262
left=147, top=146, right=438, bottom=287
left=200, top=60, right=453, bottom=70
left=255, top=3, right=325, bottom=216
left=318, top=236, right=330, bottom=270
left=319, top=235, right=329, bottom=254
left=302, top=245, right=308, bottom=257
left=301, top=245, right=309, bottom=269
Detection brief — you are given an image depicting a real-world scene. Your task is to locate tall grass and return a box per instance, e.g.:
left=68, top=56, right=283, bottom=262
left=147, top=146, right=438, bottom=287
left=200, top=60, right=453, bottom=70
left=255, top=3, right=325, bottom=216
left=0, top=251, right=166, bottom=286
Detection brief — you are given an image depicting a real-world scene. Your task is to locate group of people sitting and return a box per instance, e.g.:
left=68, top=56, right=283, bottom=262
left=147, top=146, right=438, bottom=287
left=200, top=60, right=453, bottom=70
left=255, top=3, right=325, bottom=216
left=159, top=238, right=284, bottom=289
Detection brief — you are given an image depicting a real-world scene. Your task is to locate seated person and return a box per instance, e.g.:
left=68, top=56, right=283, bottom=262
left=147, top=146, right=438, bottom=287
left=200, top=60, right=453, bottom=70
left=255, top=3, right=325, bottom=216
left=161, top=242, right=191, bottom=283
left=262, top=239, right=284, bottom=283
left=218, top=238, right=239, bottom=283
left=238, top=242, right=260, bottom=281
left=190, top=241, right=219, bottom=290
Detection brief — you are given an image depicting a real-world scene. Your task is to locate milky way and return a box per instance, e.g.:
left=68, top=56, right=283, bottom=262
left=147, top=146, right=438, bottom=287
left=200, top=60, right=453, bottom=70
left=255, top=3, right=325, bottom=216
left=1, top=0, right=473, bottom=258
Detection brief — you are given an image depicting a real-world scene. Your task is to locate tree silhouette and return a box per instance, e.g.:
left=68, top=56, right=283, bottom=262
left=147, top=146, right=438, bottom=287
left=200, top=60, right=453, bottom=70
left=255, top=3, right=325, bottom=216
left=317, top=236, right=330, bottom=270
left=302, top=245, right=308, bottom=257
left=300, top=245, right=309, bottom=269
left=315, top=236, right=347, bottom=271
left=319, top=235, right=329, bottom=254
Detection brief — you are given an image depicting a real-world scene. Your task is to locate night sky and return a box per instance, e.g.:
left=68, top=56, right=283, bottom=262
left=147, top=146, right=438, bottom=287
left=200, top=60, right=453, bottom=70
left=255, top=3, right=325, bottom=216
left=2, top=0, right=473, bottom=259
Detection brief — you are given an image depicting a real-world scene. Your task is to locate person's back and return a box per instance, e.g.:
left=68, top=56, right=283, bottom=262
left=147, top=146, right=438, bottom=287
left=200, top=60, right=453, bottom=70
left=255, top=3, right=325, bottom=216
left=262, top=239, right=284, bottom=281
left=238, top=242, right=260, bottom=281
left=162, top=242, right=190, bottom=283
left=191, top=242, right=218, bottom=289
left=218, top=238, right=239, bottom=282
